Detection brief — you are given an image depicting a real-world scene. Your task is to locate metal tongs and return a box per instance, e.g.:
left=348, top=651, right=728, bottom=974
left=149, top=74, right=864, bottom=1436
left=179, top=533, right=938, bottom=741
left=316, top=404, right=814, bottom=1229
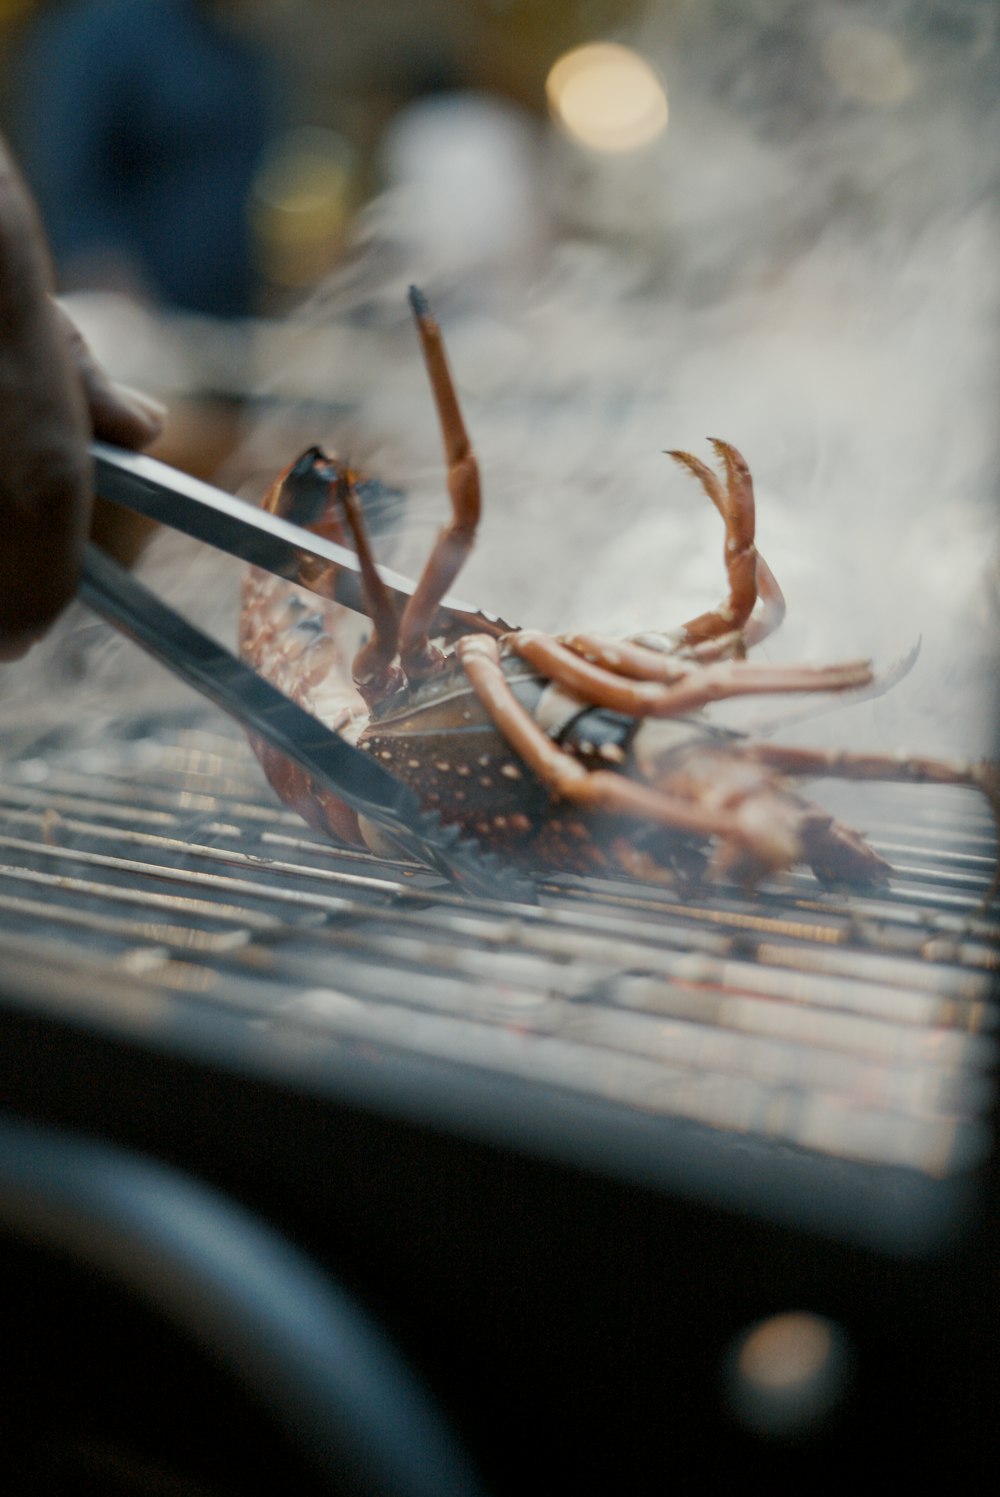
left=84, top=442, right=534, bottom=903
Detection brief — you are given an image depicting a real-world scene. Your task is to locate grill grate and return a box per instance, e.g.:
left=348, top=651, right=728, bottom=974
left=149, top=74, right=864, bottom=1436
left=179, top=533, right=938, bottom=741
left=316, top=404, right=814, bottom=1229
left=1, top=711, right=997, bottom=1207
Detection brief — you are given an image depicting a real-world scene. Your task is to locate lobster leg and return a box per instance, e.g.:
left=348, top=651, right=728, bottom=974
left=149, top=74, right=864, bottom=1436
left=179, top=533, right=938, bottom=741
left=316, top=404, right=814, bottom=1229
left=456, top=636, right=803, bottom=873
left=398, top=287, right=482, bottom=680
left=555, top=632, right=703, bottom=683
left=556, top=625, right=801, bottom=684
left=334, top=467, right=403, bottom=705
left=742, top=743, right=1000, bottom=901
left=509, top=630, right=873, bottom=717
left=668, top=439, right=758, bottom=643
left=741, top=554, right=786, bottom=648
left=741, top=743, right=997, bottom=796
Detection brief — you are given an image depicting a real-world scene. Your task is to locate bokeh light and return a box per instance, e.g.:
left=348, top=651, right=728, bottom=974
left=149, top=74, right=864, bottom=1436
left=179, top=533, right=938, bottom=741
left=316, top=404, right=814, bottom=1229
left=546, top=42, right=668, bottom=153
left=250, top=127, right=357, bottom=289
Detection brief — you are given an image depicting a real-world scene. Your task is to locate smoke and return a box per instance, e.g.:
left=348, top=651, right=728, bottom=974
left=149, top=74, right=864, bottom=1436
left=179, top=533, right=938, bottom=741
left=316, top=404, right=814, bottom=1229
left=2, top=0, right=996, bottom=765
left=287, top=0, right=998, bottom=758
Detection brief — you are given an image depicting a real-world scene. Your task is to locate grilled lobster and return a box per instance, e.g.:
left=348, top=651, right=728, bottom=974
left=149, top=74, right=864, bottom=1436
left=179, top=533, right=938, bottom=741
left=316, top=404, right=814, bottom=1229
left=239, top=289, right=998, bottom=895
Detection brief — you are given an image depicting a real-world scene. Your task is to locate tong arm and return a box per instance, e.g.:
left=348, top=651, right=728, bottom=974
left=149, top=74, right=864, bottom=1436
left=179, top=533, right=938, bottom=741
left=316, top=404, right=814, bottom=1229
left=92, top=442, right=514, bottom=639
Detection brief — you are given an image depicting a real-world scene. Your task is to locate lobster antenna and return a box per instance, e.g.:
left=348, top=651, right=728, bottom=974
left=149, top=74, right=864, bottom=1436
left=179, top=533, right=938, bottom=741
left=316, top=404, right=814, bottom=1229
left=398, top=286, right=483, bottom=678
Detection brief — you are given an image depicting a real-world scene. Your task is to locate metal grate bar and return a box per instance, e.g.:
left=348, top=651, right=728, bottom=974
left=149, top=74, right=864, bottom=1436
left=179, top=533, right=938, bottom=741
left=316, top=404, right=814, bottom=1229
left=1, top=714, right=996, bottom=1185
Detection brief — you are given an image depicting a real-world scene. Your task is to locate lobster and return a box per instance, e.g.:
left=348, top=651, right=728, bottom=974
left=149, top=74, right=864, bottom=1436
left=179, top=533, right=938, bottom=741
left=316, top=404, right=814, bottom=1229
left=239, top=288, right=998, bottom=896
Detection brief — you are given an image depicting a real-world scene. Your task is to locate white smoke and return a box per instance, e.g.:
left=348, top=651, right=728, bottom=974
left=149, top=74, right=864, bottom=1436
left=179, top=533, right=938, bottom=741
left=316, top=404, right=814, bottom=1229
left=3, top=0, right=997, bottom=765
left=286, top=0, right=999, bottom=759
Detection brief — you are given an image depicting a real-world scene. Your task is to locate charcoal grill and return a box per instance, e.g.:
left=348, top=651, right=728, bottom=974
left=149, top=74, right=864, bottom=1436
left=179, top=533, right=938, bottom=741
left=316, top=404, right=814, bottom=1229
left=1, top=704, right=997, bottom=1488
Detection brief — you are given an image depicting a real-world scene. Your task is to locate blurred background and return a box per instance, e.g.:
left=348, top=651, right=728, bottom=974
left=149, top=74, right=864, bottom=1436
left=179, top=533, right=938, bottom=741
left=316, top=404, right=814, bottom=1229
left=2, top=12, right=999, bottom=1494
left=0, top=0, right=997, bottom=755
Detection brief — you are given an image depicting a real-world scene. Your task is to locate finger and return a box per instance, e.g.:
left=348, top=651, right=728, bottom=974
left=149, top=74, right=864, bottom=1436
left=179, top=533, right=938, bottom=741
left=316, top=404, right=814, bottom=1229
left=0, top=628, right=46, bottom=664
left=54, top=302, right=166, bottom=450
left=0, top=138, right=91, bottom=642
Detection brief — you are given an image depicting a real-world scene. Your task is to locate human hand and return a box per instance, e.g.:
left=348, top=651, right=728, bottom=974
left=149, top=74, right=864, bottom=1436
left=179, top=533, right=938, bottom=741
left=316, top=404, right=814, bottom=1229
left=0, top=137, right=165, bottom=660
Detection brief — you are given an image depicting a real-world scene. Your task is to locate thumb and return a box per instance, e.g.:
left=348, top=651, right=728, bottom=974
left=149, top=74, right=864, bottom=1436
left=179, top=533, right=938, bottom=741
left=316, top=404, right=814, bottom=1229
left=54, top=301, right=167, bottom=450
